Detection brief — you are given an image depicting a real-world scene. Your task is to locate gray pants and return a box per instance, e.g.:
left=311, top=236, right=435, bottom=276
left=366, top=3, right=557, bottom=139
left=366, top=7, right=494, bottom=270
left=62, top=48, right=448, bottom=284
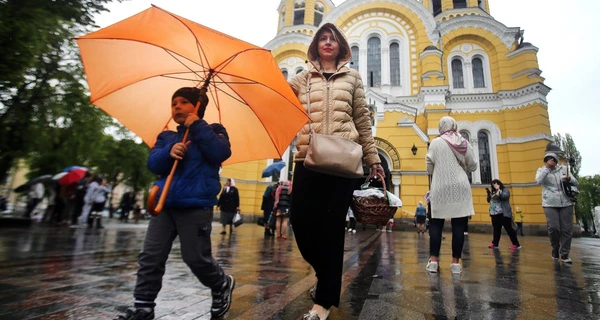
left=134, top=207, right=226, bottom=304
left=543, top=206, right=574, bottom=256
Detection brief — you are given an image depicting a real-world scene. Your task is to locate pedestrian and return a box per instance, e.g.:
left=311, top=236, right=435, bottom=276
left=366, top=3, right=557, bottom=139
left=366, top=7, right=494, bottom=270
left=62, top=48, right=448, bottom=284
left=425, top=116, right=478, bottom=274
left=217, top=178, right=239, bottom=235
left=535, top=149, right=579, bottom=263
left=83, top=176, right=111, bottom=229
left=288, top=22, right=385, bottom=320
left=261, top=183, right=277, bottom=237
left=274, top=180, right=292, bottom=239
left=486, top=179, right=521, bottom=249
left=346, top=206, right=356, bottom=233
left=71, top=172, right=92, bottom=225
left=113, top=87, right=234, bottom=320
left=415, top=201, right=427, bottom=234
left=119, top=190, right=136, bottom=222
left=514, top=206, right=525, bottom=236
left=24, top=181, right=44, bottom=218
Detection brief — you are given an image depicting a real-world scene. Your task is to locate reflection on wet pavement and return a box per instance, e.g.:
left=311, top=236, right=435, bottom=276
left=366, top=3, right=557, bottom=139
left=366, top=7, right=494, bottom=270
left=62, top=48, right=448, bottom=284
left=0, top=220, right=599, bottom=319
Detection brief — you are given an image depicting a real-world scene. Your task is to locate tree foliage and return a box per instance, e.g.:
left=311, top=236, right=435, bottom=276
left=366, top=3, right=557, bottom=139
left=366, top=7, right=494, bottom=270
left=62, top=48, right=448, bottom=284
left=575, top=175, right=600, bottom=232
left=0, top=0, right=123, bottom=182
left=553, top=133, right=582, bottom=179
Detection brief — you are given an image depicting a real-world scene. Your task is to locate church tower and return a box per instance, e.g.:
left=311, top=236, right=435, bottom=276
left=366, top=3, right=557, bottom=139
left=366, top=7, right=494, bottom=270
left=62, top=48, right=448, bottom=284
left=422, top=0, right=490, bottom=18
left=277, top=0, right=335, bottom=35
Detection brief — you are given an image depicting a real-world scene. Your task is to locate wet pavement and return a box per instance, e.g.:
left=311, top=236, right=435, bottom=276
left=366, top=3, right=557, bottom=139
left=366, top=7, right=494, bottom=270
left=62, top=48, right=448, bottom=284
left=0, top=220, right=599, bottom=320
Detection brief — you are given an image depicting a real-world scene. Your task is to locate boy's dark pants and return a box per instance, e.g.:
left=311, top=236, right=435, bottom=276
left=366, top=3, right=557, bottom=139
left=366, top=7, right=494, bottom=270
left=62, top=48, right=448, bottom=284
left=134, top=207, right=226, bottom=305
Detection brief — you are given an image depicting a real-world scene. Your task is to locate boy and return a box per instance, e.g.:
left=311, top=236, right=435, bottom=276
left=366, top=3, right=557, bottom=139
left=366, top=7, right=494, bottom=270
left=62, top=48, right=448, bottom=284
left=114, top=87, right=235, bottom=320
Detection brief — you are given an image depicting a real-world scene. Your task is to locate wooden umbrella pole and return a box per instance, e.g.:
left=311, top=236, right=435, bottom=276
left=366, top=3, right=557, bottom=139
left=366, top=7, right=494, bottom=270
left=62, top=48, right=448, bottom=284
left=147, top=73, right=213, bottom=216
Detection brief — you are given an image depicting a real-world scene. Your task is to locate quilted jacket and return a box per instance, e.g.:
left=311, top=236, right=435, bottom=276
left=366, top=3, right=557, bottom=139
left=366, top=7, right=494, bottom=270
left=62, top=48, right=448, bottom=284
left=288, top=24, right=380, bottom=167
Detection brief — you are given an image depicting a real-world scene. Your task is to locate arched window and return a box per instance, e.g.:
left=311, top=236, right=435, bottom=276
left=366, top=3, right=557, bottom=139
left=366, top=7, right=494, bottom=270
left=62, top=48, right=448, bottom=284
left=432, top=0, right=442, bottom=16
left=280, top=9, right=285, bottom=28
left=367, top=37, right=381, bottom=87
left=293, top=1, right=305, bottom=26
left=314, top=2, right=324, bottom=27
left=389, top=42, right=401, bottom=86
left=453, top=0, right=467, bottom=9
left=295, top=68, right=304, bottom=75
left=460, top=131, right=472, bottom=183
left=451, top=59, right=464, bottom=88
left=478, top=0, right=485, bottom=9
left=478, top=131, right=492, bottom=184
left=350, top=46, right=359, bottom=71
left=281, top=69, right=288, bottom=80
left=472, top=57, right=485, bottom=88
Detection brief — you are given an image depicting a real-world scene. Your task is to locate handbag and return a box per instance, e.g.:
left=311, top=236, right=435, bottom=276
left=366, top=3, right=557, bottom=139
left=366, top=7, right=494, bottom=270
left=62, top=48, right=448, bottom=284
left=302, top=74, right=364, bottom=178
left=233, top=211, right=243, bottom=227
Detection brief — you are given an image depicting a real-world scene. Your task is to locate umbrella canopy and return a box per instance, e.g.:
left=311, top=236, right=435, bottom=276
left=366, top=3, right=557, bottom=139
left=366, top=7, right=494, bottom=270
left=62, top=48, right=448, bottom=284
left=262, top=161, right=286, bottom=178
left=75, top=6, right=307, bottom=165
left=58, top=167, right=88, bottom=185
left=13, top=175, right=53, bottom=193
left=52, top=172, right=68, bottom=181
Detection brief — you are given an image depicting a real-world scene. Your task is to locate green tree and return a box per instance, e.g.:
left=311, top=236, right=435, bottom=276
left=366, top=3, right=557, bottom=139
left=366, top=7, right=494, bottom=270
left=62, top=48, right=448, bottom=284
left=575, top=175, right=600, bottom=233
left=89, top=135, right=154, bottom=212
left=0, top=0, right=123, bottom=182
left=553, top=133, right=582, bottom=179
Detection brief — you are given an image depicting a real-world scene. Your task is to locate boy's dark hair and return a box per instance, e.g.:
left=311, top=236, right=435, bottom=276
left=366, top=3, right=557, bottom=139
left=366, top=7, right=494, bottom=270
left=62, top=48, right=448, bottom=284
left=172, top=87, right=210, bottom=119
left=490, top=179, right=505, bottom=190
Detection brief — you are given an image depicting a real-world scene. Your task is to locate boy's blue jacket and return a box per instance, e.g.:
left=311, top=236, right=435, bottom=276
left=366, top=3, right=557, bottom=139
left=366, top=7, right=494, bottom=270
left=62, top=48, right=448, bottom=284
left=147, top=120, right=231, bottom=209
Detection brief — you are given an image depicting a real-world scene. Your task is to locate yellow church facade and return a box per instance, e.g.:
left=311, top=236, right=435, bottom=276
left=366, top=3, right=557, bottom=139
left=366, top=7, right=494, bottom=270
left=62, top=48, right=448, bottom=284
left=221, top=0, right=552, bottom=227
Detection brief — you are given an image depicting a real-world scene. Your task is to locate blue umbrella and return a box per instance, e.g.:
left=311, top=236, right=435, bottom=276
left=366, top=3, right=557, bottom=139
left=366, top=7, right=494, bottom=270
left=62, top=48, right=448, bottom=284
left=262, top=161, right=286, bottom=178
left=62, top=166, right=87, bottom=172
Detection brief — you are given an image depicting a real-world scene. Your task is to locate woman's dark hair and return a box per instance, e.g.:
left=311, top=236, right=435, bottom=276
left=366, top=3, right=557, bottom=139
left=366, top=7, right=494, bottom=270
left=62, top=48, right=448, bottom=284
left=490, top=179, right=504, bottom=190
left=307, top=23, right=349, bottom=65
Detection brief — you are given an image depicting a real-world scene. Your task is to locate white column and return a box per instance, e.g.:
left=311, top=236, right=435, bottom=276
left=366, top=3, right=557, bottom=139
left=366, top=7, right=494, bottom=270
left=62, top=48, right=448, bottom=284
left=470, top=139, right=481, bottom=184
left=391, top=174, right=401, bottom=199
left=381, top=47, right=390, bottom=87
left=464, top=60, right=473, bottom=92
left=360, top=48, right=368, bottom=86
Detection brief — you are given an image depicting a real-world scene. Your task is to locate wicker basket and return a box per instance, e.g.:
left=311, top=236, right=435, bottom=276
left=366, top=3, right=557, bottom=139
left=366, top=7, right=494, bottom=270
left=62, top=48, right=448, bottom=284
left=351, top=174, right=398, bottom=226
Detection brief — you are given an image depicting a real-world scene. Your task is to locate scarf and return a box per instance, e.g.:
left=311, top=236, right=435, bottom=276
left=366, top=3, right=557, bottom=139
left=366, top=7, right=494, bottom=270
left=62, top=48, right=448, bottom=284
left=438, top=116, right=468, bottom=169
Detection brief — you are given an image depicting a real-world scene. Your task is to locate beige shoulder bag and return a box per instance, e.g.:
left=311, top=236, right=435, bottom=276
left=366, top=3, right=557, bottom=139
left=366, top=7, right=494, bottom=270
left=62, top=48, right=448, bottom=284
left=303, top=74, right=364, bottom=178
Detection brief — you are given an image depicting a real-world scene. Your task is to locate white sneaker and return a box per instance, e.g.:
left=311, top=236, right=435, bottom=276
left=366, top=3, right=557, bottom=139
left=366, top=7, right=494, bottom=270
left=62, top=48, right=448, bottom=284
left=450, top=263, right=462, bottom=274
left=387, top=229, right=392, bottom=233
left=348, top=229, right=352, bottom=233
left=426, top=259, right=439, bottom=273
left=352, top=229, right=356, bottom=234
left=464, top=232, right=469, bottom=235
left=381, top=229, right=386, bottom=232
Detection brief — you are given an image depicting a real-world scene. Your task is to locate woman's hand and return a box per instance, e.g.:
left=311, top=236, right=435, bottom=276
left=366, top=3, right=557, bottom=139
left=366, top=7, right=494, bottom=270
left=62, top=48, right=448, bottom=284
left=170, top=141, right=192, bottom=160
left=370, top=163, right=385, bottom=178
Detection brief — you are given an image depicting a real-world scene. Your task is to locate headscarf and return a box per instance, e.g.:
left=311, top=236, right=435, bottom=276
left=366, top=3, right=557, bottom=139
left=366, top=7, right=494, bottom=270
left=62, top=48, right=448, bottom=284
left=225, top=178, right=235, bottom=193
left=438, top=116, right=468, bottom=168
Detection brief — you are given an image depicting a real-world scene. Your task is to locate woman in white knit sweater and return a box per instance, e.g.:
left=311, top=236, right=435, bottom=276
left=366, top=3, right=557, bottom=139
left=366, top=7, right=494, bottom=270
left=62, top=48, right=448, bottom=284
left=425, top=116, right=478, bottom=274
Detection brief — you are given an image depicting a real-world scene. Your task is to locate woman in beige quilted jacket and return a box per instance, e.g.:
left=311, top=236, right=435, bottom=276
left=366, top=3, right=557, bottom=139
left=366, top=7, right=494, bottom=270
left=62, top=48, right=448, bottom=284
left=288, top=23, right=385, bottom=320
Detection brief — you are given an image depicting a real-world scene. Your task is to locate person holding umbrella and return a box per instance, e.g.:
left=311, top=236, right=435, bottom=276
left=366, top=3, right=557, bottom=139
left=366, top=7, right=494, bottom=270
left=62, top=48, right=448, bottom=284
left=288, top=23, right=385, bottom=320
left=114, top=88, right=234, bottom=320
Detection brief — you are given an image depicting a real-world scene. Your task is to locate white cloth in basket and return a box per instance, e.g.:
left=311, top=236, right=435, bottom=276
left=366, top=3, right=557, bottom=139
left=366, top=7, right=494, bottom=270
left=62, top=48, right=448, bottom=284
left=353, top=189, right=402, bottom=207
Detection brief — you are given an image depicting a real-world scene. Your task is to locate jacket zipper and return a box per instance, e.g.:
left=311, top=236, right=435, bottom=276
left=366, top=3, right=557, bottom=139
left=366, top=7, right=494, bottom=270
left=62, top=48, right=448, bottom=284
left=325, top=79, right=330, bottom=135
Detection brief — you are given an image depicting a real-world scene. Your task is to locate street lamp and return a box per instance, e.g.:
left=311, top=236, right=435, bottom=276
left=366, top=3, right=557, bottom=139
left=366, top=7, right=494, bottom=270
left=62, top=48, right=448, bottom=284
left=411, top=143, right=418, bottom=156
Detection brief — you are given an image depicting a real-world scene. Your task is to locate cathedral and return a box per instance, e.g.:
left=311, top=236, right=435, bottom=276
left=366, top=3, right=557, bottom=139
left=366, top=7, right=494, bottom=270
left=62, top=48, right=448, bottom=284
left=222, top=0, right=553, bottom=229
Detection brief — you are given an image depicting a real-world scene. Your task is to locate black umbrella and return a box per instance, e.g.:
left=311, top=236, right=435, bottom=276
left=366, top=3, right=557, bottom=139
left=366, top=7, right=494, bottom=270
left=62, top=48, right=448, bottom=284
left=13, top=174, right=52, bottom=193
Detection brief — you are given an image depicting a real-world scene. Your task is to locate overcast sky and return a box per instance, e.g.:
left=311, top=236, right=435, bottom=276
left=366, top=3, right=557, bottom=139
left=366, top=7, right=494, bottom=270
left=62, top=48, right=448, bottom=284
left=93, top=0, right=599, bottom=176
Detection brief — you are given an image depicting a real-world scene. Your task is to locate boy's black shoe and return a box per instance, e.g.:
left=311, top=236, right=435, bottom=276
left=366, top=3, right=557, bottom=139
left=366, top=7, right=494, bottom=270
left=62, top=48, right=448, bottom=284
left=114, top=308, right=154, bottom=320
left=211, top=275, right=235, bottom=318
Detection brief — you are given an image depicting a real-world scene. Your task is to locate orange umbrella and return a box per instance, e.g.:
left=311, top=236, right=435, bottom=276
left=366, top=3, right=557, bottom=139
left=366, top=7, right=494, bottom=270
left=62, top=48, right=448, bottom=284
left=75, top=5, right=307, bottom=166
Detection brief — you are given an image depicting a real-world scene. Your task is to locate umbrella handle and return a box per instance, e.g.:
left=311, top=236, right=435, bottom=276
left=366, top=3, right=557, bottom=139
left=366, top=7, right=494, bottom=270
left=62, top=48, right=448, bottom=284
left=147, top=81, right=212, bottom=216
